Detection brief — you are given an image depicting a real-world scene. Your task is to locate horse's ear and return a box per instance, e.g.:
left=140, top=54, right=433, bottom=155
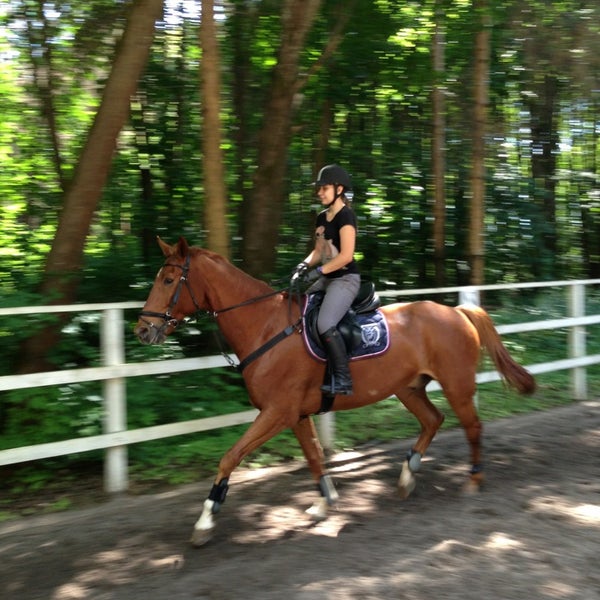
left=176, top=237, right=189, bottom=258
left=157, top=236, right=174, bottom=257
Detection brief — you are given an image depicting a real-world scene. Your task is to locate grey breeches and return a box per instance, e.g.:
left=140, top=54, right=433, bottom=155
left=307, top=273, right=361, bottom=335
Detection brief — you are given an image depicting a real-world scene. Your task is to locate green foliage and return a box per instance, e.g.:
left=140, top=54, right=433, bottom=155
left=1, top=0, right=599, bottom=293
left=0, top=383, right=104, bottom=449
left=127, top=367, right=248, bottom=431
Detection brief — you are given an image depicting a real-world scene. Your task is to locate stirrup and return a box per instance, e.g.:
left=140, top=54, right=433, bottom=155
left=321, top=376, right=353, bottom=396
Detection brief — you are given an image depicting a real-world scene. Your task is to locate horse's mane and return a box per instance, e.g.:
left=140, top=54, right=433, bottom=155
left=189, top=246, right=275, bottom=295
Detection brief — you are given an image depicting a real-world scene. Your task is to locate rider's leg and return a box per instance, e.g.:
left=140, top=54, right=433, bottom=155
left=320, top=327, right=353, bottom=394
left=317, top=274, right=360, bottom=396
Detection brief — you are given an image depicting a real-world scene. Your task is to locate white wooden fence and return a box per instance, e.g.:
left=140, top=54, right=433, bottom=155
left=1, top=279, right=599, bottom=493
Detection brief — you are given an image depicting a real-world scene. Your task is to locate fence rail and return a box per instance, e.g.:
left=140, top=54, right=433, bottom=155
left=1, top=279, right=599, bottom=493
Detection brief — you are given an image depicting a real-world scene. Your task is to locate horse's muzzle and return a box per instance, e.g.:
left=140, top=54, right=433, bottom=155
left=134, top=319, right=168, bottom=345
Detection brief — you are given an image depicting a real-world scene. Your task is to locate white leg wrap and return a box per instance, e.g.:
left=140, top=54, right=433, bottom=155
left=194, top=499, right=216, bottom=531
left=408, top=450, right=422, bottom=472
left=319, top=474, right=339, bottom=506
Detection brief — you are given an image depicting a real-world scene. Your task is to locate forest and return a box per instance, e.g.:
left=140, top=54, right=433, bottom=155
left=0, top=1, right=599, bottom=469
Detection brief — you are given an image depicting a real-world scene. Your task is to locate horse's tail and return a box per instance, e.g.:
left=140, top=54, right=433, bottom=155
left=456, top=305, right=536, bottom=395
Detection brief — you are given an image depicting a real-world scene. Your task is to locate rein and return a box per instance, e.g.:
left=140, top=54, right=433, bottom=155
left=210, top=289, right=283, bottom=317
left=139, top=254, right=303, bottom=372
left=212, top=286, right=303, bottom=373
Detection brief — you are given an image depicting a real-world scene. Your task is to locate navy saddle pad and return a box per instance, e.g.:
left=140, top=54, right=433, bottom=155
left=302, top=283, right=390, bottom=362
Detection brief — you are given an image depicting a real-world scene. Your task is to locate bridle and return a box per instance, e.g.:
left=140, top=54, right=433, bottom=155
left=139, top=255, right=203, bottom=334
left=138, top=254, right=303, bottom=372
left=138, top=254, right=289, bottom=335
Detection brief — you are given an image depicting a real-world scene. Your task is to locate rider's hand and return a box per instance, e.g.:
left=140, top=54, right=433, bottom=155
left=291, top=261, right=309, bottom=282
left=304, top=266, right=323, bottom=283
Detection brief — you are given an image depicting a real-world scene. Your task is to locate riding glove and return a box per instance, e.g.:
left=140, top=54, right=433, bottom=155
left=304, top=266, right=323, bottom=283
left=291, top=261, right=309, bottom=281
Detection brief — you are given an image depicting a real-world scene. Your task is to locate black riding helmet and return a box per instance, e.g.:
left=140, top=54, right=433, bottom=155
left=313, top=164, right=352, bottom=191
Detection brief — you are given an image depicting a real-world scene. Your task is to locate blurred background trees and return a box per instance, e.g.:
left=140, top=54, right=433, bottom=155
left=1, top=0, right=599, bottom=371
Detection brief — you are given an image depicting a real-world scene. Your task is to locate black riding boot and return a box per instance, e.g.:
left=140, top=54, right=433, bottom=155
left=320, top=327, right=353, bottom=395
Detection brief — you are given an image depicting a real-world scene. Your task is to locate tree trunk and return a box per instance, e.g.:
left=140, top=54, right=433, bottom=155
left=230, top=2, right=256, bottom=217
left=528, top=74, right=559, bottom=278
left=580, top=99, right=600, bottom=278
left=17, top=0, right=164, bottom=374
left=240, top=0, right=322, bottom=277
left=25, top=2, right=67, bottom=193
left=130, top=92, right=155, bottom=267
left=432, top=7, right=446, bottom=287
left=200, top=0, right=230, bottom=259
left=468, top=0, right=490, bottom=286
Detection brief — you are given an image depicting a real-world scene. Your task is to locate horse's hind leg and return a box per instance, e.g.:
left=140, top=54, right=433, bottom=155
left=395, top=386, right=445, bottom=499
left=442, top=382, right=483, bottom=494
left=292, top=417, right=337, bottom=522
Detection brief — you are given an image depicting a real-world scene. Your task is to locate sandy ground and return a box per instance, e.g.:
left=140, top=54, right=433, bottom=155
left=1, top=400, right=599, bottom=600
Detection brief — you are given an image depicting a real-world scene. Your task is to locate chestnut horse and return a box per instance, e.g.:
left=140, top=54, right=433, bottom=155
left=135, top=237, right=535, bottom=546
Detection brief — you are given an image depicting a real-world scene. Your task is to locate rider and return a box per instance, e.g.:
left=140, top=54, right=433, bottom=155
left=292, top=164, right=360, bottom=395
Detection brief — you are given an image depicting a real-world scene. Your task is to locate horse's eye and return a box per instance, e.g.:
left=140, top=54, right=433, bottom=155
left=164, top=277, right=174, bottom=285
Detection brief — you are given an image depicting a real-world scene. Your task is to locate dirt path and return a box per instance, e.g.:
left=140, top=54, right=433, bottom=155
left=1, top=401, right=599, bottom=600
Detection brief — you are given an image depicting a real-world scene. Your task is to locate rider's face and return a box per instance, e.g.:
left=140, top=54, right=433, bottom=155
left=317, top=184, right=338, bottom=204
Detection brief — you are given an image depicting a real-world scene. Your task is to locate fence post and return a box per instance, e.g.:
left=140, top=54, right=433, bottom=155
left=459, top=286, right=481, bottom=307
left=318, top=413, right=335, bottom=454
left=101, top=308, right=128, bottom=493
left=568, top=283, right=587, bottom=400
left=459, top=287, right=481, bottom=409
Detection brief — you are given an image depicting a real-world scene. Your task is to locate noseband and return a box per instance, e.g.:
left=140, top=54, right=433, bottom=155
left=139, top=255, right=202, bottom=333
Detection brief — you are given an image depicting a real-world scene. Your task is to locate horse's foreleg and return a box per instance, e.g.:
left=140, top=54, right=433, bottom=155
left=191, top=409, right=291, bottom=547
left=396, top=387, right=445, bottom=499
left=292, top=417, right=338, bottom=522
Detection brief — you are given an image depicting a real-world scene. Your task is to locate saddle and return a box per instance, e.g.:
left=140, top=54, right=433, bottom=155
left=303, top=281, right=386, bottom=355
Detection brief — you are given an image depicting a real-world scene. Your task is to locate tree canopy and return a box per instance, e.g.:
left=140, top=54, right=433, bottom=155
left=1, top=0, right=599, bottom=369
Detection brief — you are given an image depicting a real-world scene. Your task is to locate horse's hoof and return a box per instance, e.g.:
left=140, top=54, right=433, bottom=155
left=190, top=526, right=214, bottom=547
left=398, top=478, right=416, bottom=500
left=462, top=479, right=482, bottom=496
left=462, top=470, right=484, bottom=495
left=306, top=498, right=329, bottom=522
left=398, top=461, right=416, bottom=499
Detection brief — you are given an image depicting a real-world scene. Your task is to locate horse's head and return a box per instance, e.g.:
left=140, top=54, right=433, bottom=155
left=135, top=236, right=203, bottom=345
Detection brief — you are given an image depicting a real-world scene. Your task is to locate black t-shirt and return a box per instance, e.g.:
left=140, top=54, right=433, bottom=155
left=315, top=205, right=359, bottom=278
